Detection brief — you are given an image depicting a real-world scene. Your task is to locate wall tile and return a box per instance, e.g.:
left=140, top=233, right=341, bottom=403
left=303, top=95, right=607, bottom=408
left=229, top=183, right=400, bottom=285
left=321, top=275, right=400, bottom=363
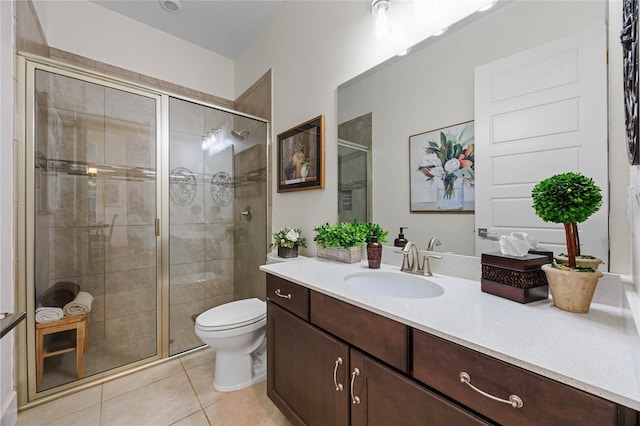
left=104, top=225, right=156, bottom=272
left=105, top=87, right=155, bottom=126
left=205, top=258, right=234, bottom=299
left=170, top=224, right=206, bottom=265
left=205, top=223, right=234, bottom=260
left=47, top=73, right=105, bottom=116
left=104, top=118, right=156, bottom=169
left=170, top=98, right=204, bottom=134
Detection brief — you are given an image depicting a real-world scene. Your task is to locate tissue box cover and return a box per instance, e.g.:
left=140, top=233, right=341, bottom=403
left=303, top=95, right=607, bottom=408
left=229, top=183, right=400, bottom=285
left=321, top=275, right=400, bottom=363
left=481, top=252, right=550, bottom=304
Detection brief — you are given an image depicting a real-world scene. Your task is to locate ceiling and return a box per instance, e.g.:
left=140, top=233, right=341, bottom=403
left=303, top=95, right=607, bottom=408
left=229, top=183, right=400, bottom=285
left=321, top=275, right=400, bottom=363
left=91, top=0, right=283, bottom=59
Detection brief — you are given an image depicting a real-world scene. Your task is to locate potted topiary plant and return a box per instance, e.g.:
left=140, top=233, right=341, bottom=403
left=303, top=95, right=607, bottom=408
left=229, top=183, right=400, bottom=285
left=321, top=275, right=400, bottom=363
left=531, top=172, right=603, bottom=313
left=271, top=227, right=307, bottom=258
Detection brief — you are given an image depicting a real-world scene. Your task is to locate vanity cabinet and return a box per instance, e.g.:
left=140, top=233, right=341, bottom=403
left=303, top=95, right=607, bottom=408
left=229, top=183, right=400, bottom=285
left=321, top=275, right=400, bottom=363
left=266, top=274, right=639, bottom=426
left=266, top=275, right=489, bottom=425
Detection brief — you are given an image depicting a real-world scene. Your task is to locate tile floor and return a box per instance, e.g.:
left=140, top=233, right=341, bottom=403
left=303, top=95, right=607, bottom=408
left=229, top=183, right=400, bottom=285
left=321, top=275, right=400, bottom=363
left=17, top=348, right=291, bottom=426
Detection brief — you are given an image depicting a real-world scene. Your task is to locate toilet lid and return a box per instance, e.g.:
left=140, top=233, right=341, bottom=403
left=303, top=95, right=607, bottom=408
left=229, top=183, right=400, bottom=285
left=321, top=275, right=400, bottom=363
left=196, top=298, right=266, bottom=331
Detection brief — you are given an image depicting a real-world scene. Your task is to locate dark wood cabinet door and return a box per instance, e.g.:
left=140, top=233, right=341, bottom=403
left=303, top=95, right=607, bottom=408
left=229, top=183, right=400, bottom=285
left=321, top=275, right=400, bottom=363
left=350, top=349, right=491, bottom=426
left=267, top=301, right=350, bottom=426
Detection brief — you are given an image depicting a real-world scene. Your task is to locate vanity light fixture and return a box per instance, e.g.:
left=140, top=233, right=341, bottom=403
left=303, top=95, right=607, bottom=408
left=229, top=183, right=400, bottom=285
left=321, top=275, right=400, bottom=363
left=478, top=0, right=498, bottom=12
left=372, top=0, right=392, bottom=40
left=201, top=128, right=230, bottom=156
left=159, top=0, right=183, bottom=13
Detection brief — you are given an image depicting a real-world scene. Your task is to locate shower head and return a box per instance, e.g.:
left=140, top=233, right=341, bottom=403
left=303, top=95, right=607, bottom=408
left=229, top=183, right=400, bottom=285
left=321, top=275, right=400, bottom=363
left=231, top=129, right=250, bottom=140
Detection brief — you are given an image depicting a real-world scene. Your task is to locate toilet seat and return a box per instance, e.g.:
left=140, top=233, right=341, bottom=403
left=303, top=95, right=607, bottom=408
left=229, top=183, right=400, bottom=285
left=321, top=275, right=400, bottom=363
left=196, top=298, right=266, bottom=332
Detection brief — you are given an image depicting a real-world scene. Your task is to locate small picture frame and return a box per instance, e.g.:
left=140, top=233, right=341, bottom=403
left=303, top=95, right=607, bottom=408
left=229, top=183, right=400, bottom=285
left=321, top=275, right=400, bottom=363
left=277, top=115, right=325, bottom=193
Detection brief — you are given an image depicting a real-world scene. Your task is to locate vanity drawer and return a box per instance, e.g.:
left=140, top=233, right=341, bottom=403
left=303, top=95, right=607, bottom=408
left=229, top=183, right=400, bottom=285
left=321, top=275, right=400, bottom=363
left=310, top=291, right=408, bottom=373
left=266, top=274, right=309, bottom=320
left=412, top=329, right=619, bottom=426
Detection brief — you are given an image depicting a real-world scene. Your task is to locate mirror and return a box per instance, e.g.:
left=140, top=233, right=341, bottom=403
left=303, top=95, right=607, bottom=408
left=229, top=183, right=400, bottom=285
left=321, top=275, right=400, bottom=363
left=337, top=0, right=609, bottom=255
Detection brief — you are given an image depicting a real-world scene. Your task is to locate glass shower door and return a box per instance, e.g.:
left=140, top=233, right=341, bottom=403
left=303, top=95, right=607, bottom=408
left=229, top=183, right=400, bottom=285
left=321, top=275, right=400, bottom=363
left=31, top=68, right=159, bottom=392
left=168, top=98, right=268, bottom=356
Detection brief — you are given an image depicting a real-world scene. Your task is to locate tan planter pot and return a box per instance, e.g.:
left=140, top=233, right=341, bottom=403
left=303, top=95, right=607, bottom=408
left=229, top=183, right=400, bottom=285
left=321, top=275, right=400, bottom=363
left=317, top=246, right=362, bottom=263
left=553, top=255, right=603, bottom=270
left=541, top=264, right=603, bottom=313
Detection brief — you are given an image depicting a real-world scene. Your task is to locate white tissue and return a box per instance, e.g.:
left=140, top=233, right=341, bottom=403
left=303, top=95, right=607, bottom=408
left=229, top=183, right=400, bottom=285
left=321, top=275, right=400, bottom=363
left=510, top=232, right=538, bottom=249
left=499, top=232, right=539, bottom=257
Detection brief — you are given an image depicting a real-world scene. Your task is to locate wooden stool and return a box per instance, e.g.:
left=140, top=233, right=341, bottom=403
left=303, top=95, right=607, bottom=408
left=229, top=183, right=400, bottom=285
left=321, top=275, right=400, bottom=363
left=36, top=313, right=89, bottom=387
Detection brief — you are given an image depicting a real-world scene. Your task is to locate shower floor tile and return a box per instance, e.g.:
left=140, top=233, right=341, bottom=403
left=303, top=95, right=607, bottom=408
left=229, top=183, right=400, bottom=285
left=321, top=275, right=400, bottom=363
left=18, top=347, right=291, bottom=426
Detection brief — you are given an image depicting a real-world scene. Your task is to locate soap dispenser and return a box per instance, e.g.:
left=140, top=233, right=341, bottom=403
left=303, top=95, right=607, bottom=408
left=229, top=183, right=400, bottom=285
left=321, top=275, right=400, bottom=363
left=394, top=227, right=408, bottom=248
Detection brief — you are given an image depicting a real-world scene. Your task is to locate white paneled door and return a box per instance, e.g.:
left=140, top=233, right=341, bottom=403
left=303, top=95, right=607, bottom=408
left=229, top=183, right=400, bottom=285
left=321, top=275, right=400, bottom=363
left=474, top=25, right=608, bottom=265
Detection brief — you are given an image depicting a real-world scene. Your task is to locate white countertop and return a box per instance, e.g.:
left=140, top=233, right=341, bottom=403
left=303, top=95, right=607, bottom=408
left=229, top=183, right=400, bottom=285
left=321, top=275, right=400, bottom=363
left=260, top=257, right=640, bottom=410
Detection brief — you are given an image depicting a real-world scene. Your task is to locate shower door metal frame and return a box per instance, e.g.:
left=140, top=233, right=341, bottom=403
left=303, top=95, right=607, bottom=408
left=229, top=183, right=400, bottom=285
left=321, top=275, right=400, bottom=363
left=16, top=52, right=271, bottom=406
left=18, top=54, right=165, bottom=404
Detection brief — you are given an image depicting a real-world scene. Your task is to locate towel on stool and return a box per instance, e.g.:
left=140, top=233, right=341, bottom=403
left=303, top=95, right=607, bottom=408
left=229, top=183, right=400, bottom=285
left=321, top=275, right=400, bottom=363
left=35, top=307, right=64, bottom=323
left=40, top=281, right=80, bottom=308
left=63, top=291, right=93, bottom=316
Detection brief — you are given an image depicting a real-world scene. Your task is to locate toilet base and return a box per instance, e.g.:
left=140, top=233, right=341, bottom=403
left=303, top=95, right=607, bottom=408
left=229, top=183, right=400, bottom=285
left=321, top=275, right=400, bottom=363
left=213, top=370, right=266, bottom=392
left=212, top=338, right=267, bottom=392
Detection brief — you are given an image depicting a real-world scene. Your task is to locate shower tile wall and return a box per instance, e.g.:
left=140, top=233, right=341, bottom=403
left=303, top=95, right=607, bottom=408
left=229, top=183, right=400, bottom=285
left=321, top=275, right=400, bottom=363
left=234, top=70, right=271, bottom=300
left=169, top=98, right=235, bottom=355
left=34, top=70, right=157, bottom=390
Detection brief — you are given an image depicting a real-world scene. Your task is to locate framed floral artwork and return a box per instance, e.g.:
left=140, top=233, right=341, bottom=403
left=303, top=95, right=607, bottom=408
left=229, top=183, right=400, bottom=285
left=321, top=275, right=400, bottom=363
left=277, top=115, right=325, bottom=193
left=409, top=121, right=475, bottom=213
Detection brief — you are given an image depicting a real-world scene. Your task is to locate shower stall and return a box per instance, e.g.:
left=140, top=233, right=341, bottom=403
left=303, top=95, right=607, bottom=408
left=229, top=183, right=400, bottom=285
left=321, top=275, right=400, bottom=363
left=20, top=56, right=268, bottom=400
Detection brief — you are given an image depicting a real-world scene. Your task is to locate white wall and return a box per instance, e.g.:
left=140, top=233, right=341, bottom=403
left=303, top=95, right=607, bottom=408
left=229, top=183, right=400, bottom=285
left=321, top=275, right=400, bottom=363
left=33, top=0, right=235, bottom=100
left=1, top=0, right=17, bottom=424
left=337, top=1, right=609, bottom=256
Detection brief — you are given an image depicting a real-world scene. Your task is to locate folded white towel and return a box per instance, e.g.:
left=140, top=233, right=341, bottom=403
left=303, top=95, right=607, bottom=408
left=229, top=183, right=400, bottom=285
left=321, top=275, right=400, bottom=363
left=63, top=291, right=93, bottom=316
left=35, top=307, right=64, bottom=323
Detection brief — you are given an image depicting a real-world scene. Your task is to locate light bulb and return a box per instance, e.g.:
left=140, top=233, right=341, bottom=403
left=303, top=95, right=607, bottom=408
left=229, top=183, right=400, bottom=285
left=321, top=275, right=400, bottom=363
left=372, top=0, right=391, bottom=40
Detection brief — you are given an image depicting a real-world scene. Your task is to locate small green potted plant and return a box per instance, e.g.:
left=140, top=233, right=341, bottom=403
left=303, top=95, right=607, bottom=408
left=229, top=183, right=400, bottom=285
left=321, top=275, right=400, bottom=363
left=271, top=227, right=307, bottom=258
left=363, top=222, right=389, bottom=269
left=363, top=222, right=390, bottom=245
left=313, top=221, right=388, bottom=264
left=313, top=221, right=368, bottom=263
left=531, top=172, right=603, bottom=313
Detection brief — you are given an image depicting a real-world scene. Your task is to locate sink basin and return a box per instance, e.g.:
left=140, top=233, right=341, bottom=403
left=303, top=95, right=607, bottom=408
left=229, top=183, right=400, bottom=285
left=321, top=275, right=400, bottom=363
left=343, top=271, right=444, bottom=299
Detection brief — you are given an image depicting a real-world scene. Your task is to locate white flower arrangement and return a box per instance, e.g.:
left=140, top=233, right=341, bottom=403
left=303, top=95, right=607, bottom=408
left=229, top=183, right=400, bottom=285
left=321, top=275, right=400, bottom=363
left=271, top=227, right=307, bottom=249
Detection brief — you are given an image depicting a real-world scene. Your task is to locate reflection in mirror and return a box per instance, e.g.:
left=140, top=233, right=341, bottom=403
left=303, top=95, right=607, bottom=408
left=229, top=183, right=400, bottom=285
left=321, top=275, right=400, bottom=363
left=338, top=113, right=372, bottom=223
left=338, top=1, right=608, bottom=256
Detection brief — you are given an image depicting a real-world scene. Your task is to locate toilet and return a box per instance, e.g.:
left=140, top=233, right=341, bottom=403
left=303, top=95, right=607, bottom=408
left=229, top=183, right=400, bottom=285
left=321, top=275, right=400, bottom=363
left=195, top=298, right=267, bottom=392
left=195, top=252, right=306, bottom=392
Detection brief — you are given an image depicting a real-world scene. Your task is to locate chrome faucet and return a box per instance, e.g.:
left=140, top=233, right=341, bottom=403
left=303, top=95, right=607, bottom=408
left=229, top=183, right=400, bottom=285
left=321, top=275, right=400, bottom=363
left=423, top=238, right=443, bottom=276
left=400, top=241, right=420, bottom=273
left=427, top=238, right=441, bottom=251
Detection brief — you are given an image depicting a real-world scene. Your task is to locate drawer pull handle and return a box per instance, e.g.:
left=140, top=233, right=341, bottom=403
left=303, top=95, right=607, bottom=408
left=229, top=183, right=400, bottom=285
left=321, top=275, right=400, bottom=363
left=333, top=357, right=344, bottom=391
left=274, top=289, right=292, bottom=299
left=460, top=372, right=523, bottom=409
left=350, top=367, right=361, bottom=404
